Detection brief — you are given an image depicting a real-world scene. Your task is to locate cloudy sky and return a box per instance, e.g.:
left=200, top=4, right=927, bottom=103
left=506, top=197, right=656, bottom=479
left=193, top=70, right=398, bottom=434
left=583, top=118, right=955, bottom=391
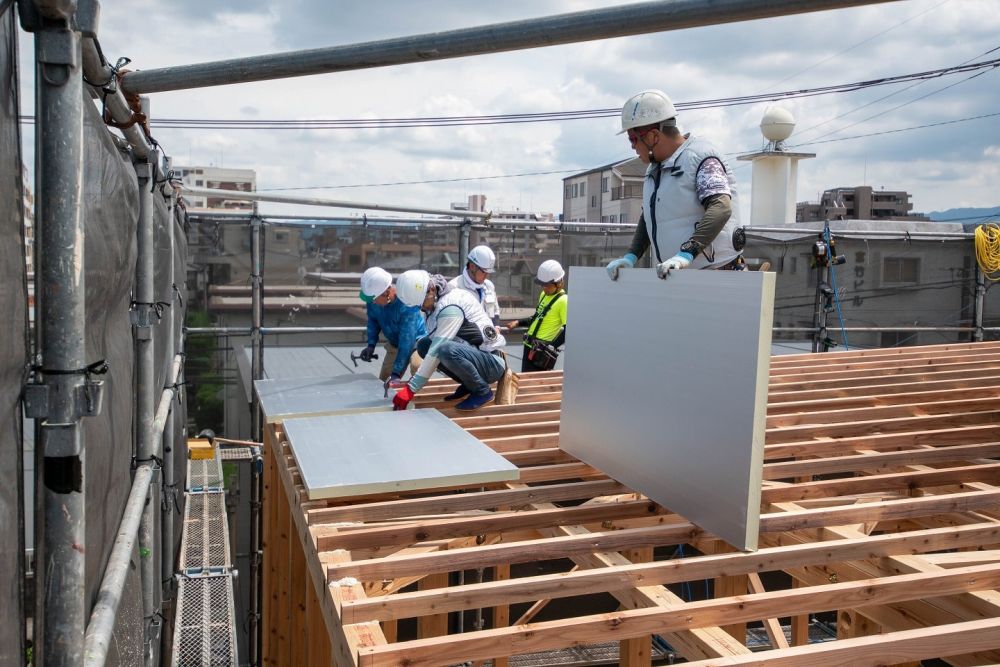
left=18, top=0, right=1000, bottom=220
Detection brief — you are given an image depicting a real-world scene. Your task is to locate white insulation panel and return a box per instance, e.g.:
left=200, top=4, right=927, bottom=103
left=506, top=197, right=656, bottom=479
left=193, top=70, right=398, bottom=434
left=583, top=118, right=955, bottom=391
left=283, top=409, right=520, bottom=500
left=560, top=267, right=774, bottom=550
left=254, top=373, right=390, bottom=422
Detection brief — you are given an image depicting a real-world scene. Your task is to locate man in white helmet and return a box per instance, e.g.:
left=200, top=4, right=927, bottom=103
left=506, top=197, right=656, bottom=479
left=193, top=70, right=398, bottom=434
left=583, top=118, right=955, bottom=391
left=358, top=267, right=427, bottom=382
left=450, top=244, right=501, bottom=324
left=606, top=89, right=746, bottom=281
left=506, top=260, right=567, bottom=373
left=390, top=270, right=506, bottom=412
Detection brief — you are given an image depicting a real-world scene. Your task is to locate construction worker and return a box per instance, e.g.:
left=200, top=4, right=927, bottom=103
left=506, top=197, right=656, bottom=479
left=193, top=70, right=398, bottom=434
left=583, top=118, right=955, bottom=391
left=606, top=89, right=746, bottom=281
left=506, top=260, right=567, bottom=373
left=358, top=267, right=426, bottom=382
left=450, top=244, right=501, bottom=324
left=390, top=270, right=506, bottom=412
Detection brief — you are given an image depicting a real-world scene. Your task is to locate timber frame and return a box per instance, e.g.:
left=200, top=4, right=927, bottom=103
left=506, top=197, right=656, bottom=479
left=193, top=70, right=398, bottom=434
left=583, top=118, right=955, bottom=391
left=262, top=340, right=1000, bottom=666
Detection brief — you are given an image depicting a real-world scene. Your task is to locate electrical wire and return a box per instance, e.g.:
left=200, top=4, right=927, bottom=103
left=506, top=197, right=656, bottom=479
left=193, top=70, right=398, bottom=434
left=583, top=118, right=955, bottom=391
left=974, top=223, right=1000, bottom=281
left=19, top=57, right=999, bottom=130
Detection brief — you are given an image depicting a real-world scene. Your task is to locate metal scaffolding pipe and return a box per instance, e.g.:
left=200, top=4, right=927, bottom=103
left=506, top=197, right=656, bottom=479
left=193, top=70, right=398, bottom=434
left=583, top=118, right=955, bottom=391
left=182, top=186, right=490, bottom=219
left=185, top=326, right=367, bottom=336
left=150, top=355, right=184, bottom=440
left=249, top=210, right=264, bottom=665
left=80, top=38, right=151, bottom=159
left=32, top=11, right=88, bottom=666
left=133, top=160, right=158, bottom=666
left=121, top=0, right=898, bottom=94
left=459, top=222, right=471, bottom=266
left=82, top=465, right=154, bottom=667
left=161, top=207, right=178, bottom=604
left=745, top=226, right=975, bottom=240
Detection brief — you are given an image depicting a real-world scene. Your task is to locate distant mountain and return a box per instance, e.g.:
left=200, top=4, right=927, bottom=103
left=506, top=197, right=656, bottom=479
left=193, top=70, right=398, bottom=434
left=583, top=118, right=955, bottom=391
left=927, top=206, right=1000, bottom=222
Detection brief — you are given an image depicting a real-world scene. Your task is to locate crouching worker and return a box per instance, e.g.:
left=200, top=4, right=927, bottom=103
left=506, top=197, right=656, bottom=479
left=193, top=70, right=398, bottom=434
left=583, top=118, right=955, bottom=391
left=390, top=270, right=507, bottom=412
left=359, top=267, right=426, bottom=382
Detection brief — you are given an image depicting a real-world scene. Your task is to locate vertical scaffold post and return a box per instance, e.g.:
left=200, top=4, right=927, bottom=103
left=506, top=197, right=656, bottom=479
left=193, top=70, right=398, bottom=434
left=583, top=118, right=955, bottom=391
left=23, top=1, right=91, bottom=664
left=459, top=220, right=471, bottom=268
left=134, top=155, right=160, bottom=666
left=249, top=205, right=264, bottom=666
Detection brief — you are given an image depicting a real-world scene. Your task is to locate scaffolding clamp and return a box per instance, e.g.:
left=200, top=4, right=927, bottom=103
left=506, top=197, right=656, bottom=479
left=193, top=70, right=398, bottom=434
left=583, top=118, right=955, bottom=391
left=23, top=368, right=107, bottom=422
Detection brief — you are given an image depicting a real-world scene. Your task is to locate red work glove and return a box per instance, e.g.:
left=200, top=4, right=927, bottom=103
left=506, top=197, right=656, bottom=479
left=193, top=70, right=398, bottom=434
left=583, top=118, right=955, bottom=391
left=392, top=385, right=415, bottom=411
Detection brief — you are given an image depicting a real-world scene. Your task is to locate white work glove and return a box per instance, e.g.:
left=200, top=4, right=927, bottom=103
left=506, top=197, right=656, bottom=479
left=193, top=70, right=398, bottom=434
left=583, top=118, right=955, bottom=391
left=605, top=253, right=637, bottom=281
left=656, top=252, right=694, bottom=278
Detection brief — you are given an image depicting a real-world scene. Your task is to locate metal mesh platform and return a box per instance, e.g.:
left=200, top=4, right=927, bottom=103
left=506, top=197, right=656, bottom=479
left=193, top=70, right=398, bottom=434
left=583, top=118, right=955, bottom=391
left=171, top=574, right=238, bottom=667
left=187, top=454, right=224, bottom=491
left=179, top=491, right=231, bottom=572
left=219, top=446, right=253, bottom=461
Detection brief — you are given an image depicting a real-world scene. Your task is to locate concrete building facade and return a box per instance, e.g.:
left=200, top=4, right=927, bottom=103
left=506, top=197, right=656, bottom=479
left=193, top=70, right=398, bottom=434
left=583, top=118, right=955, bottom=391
left=797, top=186, right=929, bottom=222
left=562, top=158, right=644, bottom=224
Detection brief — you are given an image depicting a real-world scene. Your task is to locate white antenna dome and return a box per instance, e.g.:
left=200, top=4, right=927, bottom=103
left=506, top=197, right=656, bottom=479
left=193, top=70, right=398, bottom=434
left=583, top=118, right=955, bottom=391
left=760, top=106, right=796, bottom=143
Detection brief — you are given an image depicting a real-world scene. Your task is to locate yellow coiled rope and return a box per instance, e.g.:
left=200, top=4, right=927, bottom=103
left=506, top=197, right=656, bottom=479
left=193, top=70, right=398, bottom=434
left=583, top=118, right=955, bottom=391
left=975, top=223, right=1000, bottom=281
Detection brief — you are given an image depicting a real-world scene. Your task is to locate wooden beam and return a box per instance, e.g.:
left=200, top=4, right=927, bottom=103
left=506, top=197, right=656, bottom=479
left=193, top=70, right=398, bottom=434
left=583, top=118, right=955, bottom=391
left=356, top=564, right=1000, bottom=667
left=339, top=523, right=1000, bottom=623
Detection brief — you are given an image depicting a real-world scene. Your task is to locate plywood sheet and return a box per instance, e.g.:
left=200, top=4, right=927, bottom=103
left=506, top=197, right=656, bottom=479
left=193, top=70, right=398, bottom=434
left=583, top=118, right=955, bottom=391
left=282, top=409, right=520, bottom=500
left=254, top=373, right=390, bottom=422
left=560, top=267, right=774, bottom=550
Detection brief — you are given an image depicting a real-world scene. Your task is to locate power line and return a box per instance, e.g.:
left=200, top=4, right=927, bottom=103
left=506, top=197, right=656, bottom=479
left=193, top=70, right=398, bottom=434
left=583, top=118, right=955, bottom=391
left=750, top=0, right=951, bottom=95
left=788, top=110, right=1000, bottom=148
left=256, top=168, right=582, bottom=192
left=20, top=57, right=998, bottom=130
left=789, top=44, right=1000, bottom=142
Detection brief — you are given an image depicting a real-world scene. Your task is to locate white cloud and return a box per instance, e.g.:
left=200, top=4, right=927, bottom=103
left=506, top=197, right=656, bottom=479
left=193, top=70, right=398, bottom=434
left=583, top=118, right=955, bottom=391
left=16, top=0, right=1000, bottom=219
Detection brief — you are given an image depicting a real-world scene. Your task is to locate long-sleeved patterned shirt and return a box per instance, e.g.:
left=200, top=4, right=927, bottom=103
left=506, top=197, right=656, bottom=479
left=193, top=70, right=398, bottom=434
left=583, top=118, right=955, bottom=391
left=366, top=298, right=428, bottom=377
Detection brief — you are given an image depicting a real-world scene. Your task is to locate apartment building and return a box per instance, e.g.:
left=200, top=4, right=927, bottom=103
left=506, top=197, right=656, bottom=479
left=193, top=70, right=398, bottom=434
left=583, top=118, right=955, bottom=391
left=562, top=157, right=644, bottom=224
left=797, top=186, right=929, bottom=222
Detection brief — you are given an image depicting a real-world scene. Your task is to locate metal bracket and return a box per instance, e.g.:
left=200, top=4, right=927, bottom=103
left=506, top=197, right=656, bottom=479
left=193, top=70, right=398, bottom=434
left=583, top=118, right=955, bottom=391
left=77, top=378, right=105, bottom=416
left=22, top=382, right=50, bottom=418
left=38, top=27, right=78, bottom=68
left=23, top=378, right=105, bottom=419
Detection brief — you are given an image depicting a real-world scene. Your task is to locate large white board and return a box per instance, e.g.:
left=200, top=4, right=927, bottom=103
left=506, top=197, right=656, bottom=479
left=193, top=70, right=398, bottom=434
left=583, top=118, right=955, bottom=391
left=254, top=373, right=390, bottom=423
left=560, top=268, right=774, bottom=551
left=283, top=409, right=520, bottom=500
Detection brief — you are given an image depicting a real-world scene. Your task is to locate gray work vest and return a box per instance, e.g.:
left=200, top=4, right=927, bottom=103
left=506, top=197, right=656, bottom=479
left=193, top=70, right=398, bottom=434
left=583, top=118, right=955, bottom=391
left=642, top=135, right=741, bottom=269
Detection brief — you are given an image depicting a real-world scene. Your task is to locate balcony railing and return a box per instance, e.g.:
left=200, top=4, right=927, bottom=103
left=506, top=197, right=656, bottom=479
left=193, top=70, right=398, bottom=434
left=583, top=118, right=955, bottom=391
left=611, top=184, right=642, bottom=200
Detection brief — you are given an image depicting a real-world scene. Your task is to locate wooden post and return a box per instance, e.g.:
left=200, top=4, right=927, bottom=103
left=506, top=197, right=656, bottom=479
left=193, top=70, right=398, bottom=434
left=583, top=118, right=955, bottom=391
left=417, top=573, right=450, bottom=638
left=621, top=547, right=654, bottom=667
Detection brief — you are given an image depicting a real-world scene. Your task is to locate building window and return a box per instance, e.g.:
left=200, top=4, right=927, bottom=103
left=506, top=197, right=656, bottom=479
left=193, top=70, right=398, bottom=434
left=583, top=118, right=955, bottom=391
left=565, top=185, right=571, bottom=199
left=591, top=195, right=596, bottom=207
left=602, top=177, right=609, bottom=193
left=573, top=183, right=579, bottom=197
left=620, top=213, right=628, bottom=224
left=195, top=180, right=203, bottom=186
left=883, top=257, right=920, bottom=284
left=580, top=182, right=585, bottom=197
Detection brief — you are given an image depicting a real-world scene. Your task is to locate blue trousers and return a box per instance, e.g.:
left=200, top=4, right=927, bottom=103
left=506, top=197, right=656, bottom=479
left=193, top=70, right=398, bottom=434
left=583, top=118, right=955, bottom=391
left=417, top=337, right=505, bottom=396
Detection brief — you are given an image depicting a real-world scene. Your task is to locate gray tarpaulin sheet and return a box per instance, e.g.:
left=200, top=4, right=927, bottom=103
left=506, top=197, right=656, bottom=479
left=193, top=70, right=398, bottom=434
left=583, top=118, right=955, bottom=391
left=0, top=4, right=27, bottom=662
left=560, top=268, right=774, bottom=551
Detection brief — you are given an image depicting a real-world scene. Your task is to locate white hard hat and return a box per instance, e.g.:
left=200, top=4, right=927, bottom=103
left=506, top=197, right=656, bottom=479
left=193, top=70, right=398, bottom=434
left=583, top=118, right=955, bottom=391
left=467, top=245, right=496, bottom=273
left=396, top=269, right=431, bottom=308
left=359, top=267, right=392, bottom=302
left=618, top=89, right=677, bottom=134
left=535, top=259, right=565, bottom=284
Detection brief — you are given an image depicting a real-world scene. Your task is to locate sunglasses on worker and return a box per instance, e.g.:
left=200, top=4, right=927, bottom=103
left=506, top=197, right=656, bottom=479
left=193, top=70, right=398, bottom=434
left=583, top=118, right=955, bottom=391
left=627, top=126, right=658, bottom=146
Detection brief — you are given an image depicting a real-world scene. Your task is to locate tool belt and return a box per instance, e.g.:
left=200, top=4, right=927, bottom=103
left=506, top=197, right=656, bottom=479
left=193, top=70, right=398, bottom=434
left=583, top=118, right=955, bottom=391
left=524, top=336, right=559, bottom=371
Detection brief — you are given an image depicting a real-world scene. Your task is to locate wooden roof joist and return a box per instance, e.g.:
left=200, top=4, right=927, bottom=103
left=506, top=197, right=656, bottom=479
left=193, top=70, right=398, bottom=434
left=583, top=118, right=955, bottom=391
left=262, top=340, right=1000, bottom=667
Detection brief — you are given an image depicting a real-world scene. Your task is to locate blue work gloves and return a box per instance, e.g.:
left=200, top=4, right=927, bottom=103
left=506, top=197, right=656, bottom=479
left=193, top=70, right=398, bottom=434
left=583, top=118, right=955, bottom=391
left=656, top=252, right=693, bottom=278
left=605, top=253, right=638, bottom=280
left=359, top=345, right=376, bottom=362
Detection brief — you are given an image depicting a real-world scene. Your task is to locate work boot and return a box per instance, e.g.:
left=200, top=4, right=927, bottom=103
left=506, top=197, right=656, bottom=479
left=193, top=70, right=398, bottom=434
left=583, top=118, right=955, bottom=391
left=455, top=390, right=494, bottom=412
left=443, top=385, right=471, bottom=401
